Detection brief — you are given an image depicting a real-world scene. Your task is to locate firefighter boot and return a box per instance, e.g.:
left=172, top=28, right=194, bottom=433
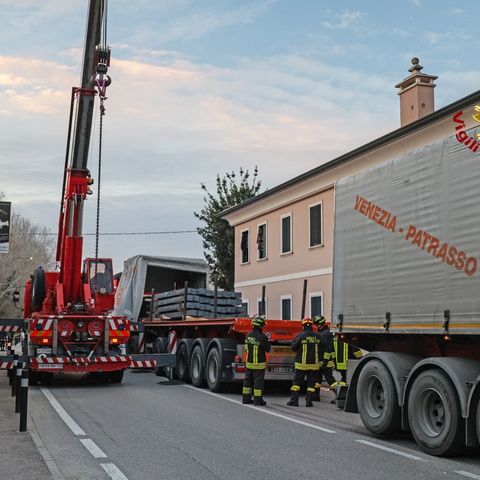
left=242, top=395, right=253, bottom=404
left=254, top=396, right=267, bottom=406
left=312, top=388, right=320, bottom=402
left=305, top=391, right=314, bottom=407
left=287, top=391, right=299, bottom=407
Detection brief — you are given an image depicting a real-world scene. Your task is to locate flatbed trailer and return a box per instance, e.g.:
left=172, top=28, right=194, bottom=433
left=333, top=125, right=480, bottom=456
left=140, top=316, right=302, bottom=392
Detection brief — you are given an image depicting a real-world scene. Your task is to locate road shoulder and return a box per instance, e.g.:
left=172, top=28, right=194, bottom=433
left=0, top=371, right=53, bottom=480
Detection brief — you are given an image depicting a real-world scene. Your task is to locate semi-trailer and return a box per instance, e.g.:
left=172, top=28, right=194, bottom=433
left=333, top=125, right=480, bottom=456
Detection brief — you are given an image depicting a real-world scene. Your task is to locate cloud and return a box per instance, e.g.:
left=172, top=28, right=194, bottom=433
left=409, top=0, right=422, bottom=6
left=322, top=10, right=363, bottom=30
left=424, top=30, right=471, bottom=45
left=445, top=8, right=464, bottom=16
left=129, top=0, right=275, bottom=45
left=0, top=49, right=401, bottom=264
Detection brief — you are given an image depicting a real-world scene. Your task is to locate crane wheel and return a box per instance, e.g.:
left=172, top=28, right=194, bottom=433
left=31, top=267, right=46, bottom=311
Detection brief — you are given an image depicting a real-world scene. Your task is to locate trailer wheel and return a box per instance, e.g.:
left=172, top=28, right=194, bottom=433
left=206, top=348, right=224, bottom=393
left=476, top=399, right=480, bottom=444
left=357, top=360, right=401, bottom=435
left=31, top=267, right=46, bottom=311
left=408, top=369, right=464, bottom=456
left=153, top=337, right=168, bottom=377
left=176, top=343, right=190, bottom=382
left=190, top=345, right=206, bottom=387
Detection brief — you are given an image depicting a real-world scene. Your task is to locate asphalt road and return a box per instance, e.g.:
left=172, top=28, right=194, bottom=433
left=28, top=371, right=480, bottom=480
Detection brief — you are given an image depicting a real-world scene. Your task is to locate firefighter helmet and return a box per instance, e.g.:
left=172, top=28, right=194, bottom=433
left=252, top=315, right=266, bottom=328
left=313, top=315, right=326, bottom=327
left=302, top=317, right=313, bottom=326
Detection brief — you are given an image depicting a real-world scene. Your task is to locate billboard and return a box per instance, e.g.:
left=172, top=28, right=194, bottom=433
left=0, top=201, right=11, bottom=254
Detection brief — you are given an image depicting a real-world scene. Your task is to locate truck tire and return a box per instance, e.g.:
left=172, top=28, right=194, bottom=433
left=190, top=345, right=206, bottom=387
left=153, top=337, right=167, bottom=377
left=128, top=335, right=139, bottom=354
left=408, top=369, right=464, bottom=456
left=206, top=348, right=225, bottom=393
left=108, top=370, right=124, bottom=384
left=357, top=359, right=401, bottom=435
left=31, top=267, right=46, bottom=311
left=176, top=342, right=190, bottom=382
left=476, top=399, right=480, bottom=444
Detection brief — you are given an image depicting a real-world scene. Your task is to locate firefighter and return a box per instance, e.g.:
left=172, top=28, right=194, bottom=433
left=287, top=317, right=324, bottom=407
left=242, top=315, right=271, bottom=406
left=334, top=338, right=363, bottom=384
left=312, top=315, right=336, bottom=401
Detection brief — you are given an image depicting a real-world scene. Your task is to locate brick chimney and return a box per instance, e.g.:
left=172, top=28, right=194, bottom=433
left=395, top=58, right=438, bottom=127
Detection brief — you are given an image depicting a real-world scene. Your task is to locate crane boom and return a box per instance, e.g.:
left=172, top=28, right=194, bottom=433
left=71, top=0, right=104, bottom=170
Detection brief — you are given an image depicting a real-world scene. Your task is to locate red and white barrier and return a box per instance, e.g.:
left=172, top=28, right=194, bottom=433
left=130, top=360, right=156, bottom=368
left=168, top=330, right=177, bottom=355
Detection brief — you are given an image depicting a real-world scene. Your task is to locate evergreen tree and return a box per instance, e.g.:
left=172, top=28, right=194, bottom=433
left=194, top=168, right=261, bottom=290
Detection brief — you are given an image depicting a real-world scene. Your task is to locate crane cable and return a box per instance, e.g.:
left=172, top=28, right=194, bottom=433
left=94, top=0, right=109, bottom=291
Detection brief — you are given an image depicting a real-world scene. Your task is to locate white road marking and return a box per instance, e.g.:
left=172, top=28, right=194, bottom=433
left=355, top=439, right=423, bottom=461
left=455, top=471, right=480, bottom=480
left=183, top=385, right=336, bottom=434
left=101, top=463, right=129, bottom=480
left=80, top=438, right=107, bottom=458
left=40, top=387, right=86, bottom=436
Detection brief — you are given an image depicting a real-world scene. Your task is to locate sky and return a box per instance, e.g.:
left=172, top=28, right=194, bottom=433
left=1, top=0, right=479, bottom=271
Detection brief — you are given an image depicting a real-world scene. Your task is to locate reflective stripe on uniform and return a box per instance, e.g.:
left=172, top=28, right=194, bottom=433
left=326, top=360, right=335, bottom=368
left=253, top=389, right=262, bottom=397
left=294, top=362, right=318, bottom=370
left=291, top=385, right=301, bottom=392
left=334, top=339, right=348, bottom=371
left=243, top=387, right=252, bottom=395
left=246, top=362, right=266, bottom=369
left=314, top=383, right=321, bottom=389
left=307, top=387, right=315, bottom=393
left=253, top=345, right=258, bottom=364
left=323, top=352, right=331, bottom=360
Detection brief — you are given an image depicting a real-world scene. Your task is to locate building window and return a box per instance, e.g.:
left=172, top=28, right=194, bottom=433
left=241, top=300, right=249, bottom=317
left=257, top=223, right=267, bottom=260
left=281, top=214, right=292, bottom=254
left=310, top=293, right=323, bottom=318
left=309, top=202, right=323, bottom=247
left=280, top=295, right=292, bottom=320
left=240, top=229, right=249, bottom=264
left=257, top=298, right=268, bottom=317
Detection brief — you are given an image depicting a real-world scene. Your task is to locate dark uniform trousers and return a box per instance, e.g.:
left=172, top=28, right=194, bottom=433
left=290, top=329, right=323, bottom=397
left=243, top=368, right=266, bottom=398
left=291, top=369, right=316, bottom=394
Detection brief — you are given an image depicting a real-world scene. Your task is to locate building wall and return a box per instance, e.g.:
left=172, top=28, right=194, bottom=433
left=228, top=104, right=480, bottom=322
left=236, top=188, right=334, bottom=320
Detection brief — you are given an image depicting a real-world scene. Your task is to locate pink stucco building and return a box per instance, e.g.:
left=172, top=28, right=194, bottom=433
left=222, top=60, right=480, bottom=321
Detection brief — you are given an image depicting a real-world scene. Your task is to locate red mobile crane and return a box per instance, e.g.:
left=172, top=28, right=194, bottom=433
left=20, top=0, right=173, bottom=383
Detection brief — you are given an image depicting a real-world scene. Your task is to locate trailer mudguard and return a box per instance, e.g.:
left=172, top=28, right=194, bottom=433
left=466, top=375, right=480, bottom=447
left=402, top=357, right=480, bottom=440
left=344, top=352, right=421, bottom=413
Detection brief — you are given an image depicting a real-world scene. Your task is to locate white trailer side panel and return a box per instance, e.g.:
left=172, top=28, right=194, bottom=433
left=333, top=129, right=480, bottom=334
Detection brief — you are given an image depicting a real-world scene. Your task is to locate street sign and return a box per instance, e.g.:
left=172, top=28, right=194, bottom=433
left=0, top=201, right=11, bottom=254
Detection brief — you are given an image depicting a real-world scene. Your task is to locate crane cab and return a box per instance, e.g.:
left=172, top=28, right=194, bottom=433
left=83, top=258, right=115, bottom=313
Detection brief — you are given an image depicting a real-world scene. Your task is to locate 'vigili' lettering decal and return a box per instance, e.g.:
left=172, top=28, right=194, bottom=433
left=452, top=111, right=480, bottom=153
left=354, top=195, right=477, bottom=278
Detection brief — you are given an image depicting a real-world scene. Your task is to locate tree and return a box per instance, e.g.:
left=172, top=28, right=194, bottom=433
left=194, top=168, right=262, bottom=290
left=0, top=194, right=55, bottom=317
